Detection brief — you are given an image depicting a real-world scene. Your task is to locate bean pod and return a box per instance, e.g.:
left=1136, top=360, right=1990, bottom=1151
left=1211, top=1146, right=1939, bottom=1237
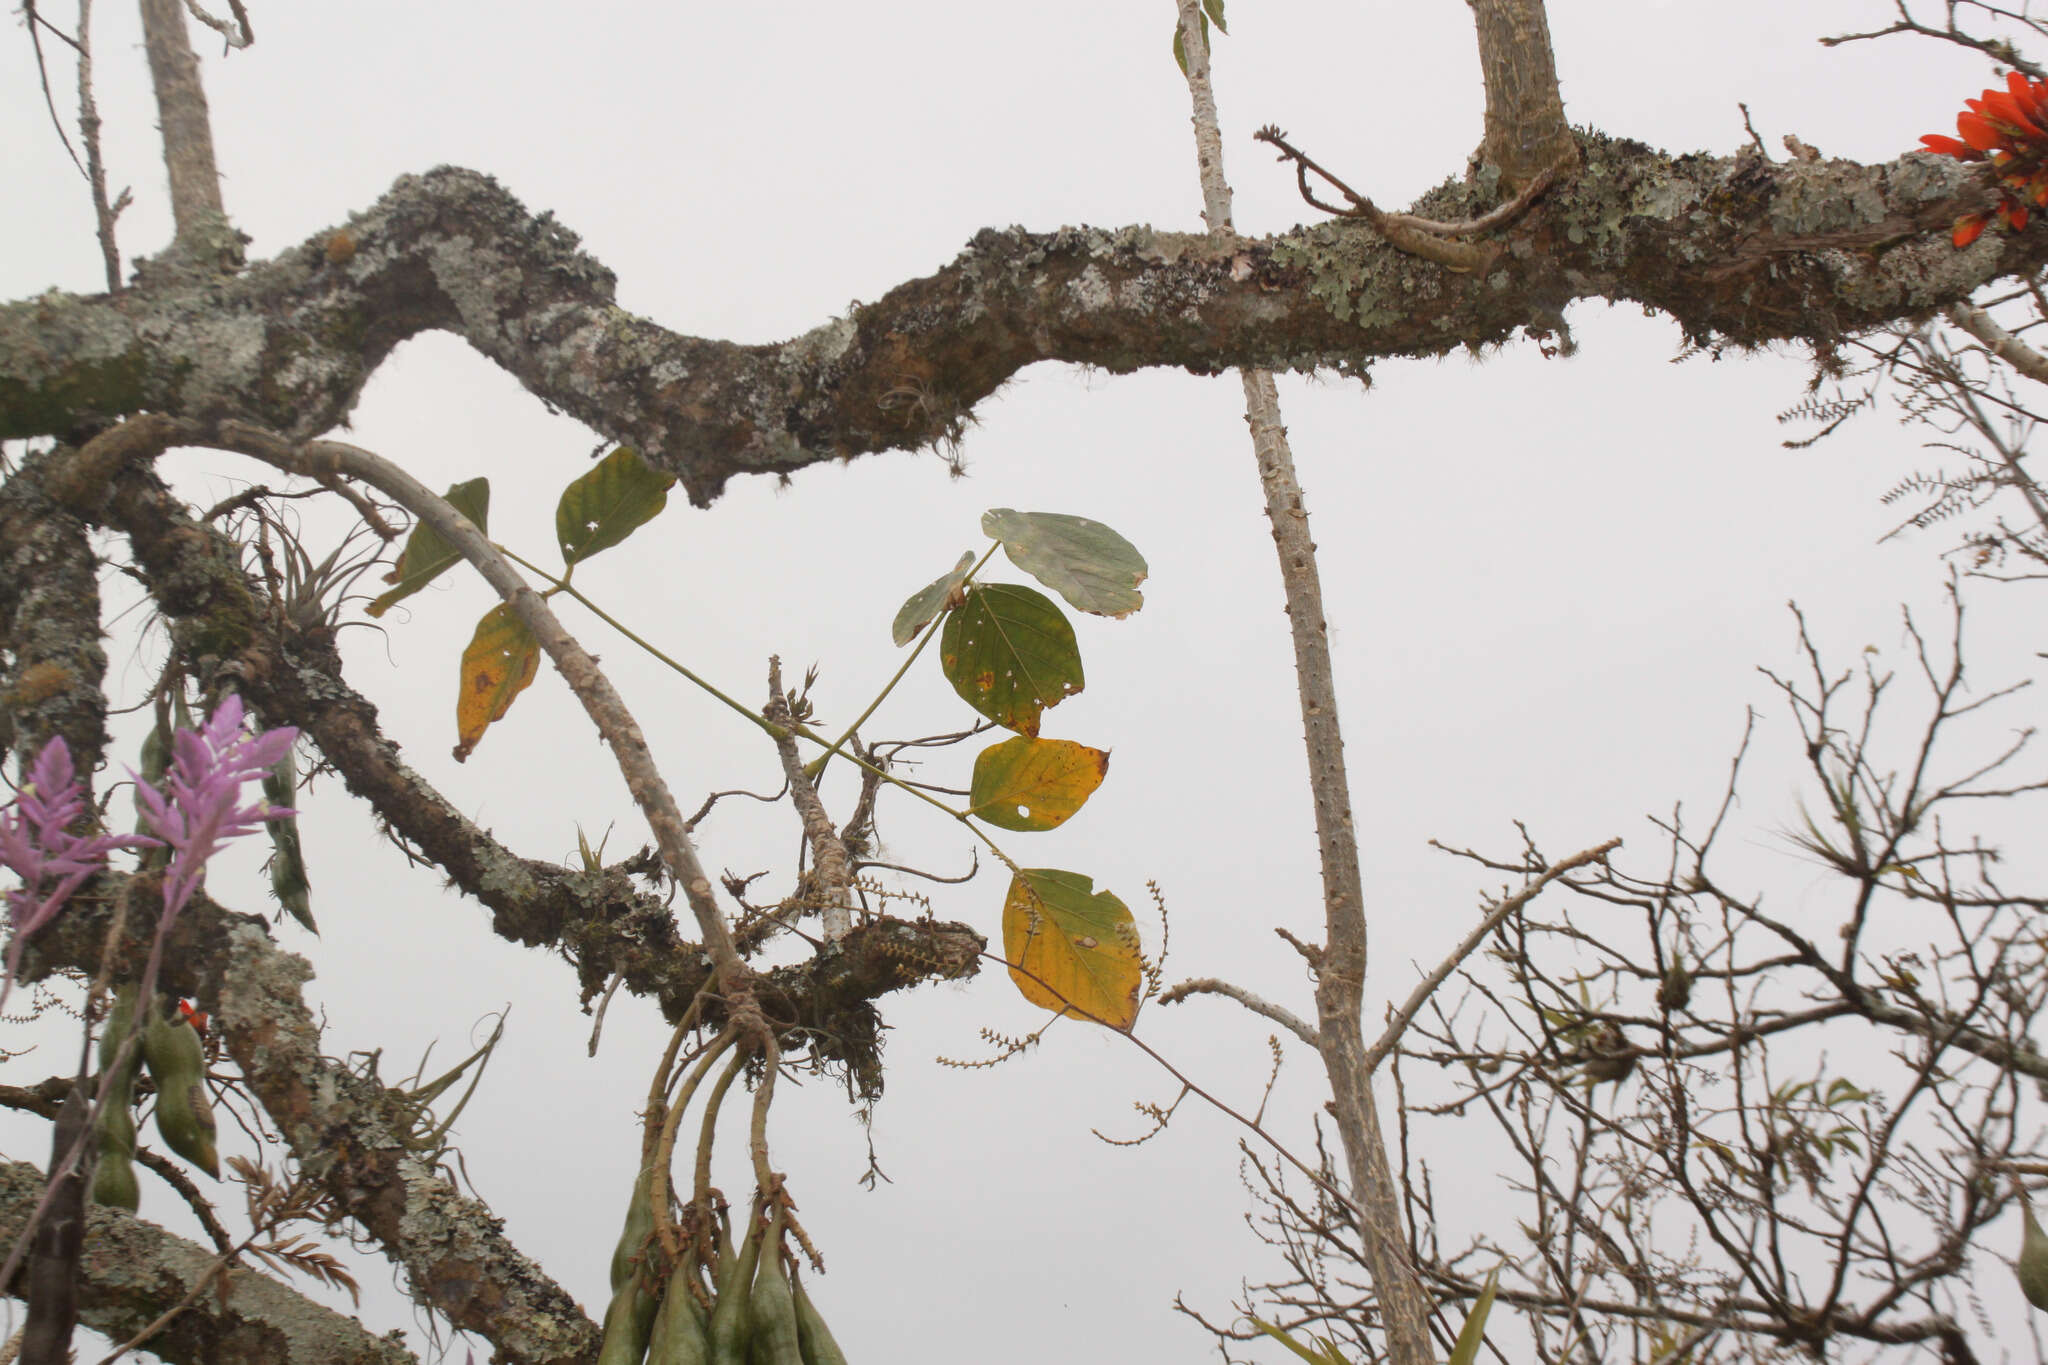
left=790, top=1269, right=849, bottom=1365
left=707, top=1200, right=763, bottom=1365
left=597, top=1165, right=662, bottom=1365
left=647, top=1257, right=711, bottom=1365
left=746, top=1239, right=802, bottom=1365
left=91, top=986, right=143, bottom=1210
left=142, top=1001, right=217, bottom=1178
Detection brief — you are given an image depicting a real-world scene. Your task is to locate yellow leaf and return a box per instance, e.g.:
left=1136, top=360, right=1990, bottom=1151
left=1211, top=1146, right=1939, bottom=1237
left=968, top=736, right=1108, bottom=832
left=454, top=603, right=540, bottom=762
left=1002, top=869, right=1142, bottom=1029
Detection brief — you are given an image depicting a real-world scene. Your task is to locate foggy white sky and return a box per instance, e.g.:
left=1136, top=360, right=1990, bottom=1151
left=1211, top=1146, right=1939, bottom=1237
left=5, top=2, right=2045, bottom=1360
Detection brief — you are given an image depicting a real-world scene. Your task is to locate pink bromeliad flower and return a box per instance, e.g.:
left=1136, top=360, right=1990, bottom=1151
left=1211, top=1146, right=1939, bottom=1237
left=0, top=695, right=297, bottom=1008
left=0, top=738, right=154, bottom=1009
left=129, top=694, right=297, bottom=931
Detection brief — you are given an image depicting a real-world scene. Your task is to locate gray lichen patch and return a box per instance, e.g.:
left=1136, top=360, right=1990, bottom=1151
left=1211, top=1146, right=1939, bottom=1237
left=780, top=313, right=860, bottom=375
left=428, top=236, right=517, bottom=343
left=1268, top=222, right=1382, bottom=325
left=1068, top=263, right=1115, bottom=311
left=1889, top=151, right=1975, bottom=204
left=1768, top=163, right=1891, bottom=236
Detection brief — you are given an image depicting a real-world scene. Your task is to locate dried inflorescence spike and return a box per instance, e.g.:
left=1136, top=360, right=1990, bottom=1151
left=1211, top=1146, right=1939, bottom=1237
left=1920, top=70, right=2048, bottom=245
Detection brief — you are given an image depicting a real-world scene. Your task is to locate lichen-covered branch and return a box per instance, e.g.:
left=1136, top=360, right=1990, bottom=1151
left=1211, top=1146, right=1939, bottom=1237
left=0, top=451, right=108, bottom=777
left=31, top=449, right=985, bottom=1046
left=14, top=878, right=599, bottom=1365
left=0, top=140, right=2011, bottom=505
left=0, top=1160, right=416, bottom=1365
left=764, top=659, right=854, bottom=944
left=229, top=429, right=749, bottom=993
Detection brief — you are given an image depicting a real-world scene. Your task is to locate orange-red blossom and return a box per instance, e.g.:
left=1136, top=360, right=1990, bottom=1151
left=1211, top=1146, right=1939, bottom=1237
left=1920, top=70, right=2048, bottom=246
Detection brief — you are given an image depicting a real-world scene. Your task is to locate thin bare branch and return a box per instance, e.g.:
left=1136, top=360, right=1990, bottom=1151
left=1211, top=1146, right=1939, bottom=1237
left=1159, top=978, right=1320, bottom=1048
left=1363, top=838, right=1620, bottom=1075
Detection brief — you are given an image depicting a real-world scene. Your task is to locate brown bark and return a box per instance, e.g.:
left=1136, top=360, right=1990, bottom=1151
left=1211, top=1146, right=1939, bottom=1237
left=138, top=0, right=228, bottom=249
left=0, top=143, right=2004, bottom=506
left=1174, top=7, right=1434, bottom=1358
left=1471, top=0, right=1580, bottom=188
left=0, top=1160, right=417, bottom=1365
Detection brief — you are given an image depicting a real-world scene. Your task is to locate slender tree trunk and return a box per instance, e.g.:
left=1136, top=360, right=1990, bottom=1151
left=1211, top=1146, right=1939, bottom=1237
left=1472, top=0, right=1579, bottom=187
left=1172, top=7, right=1436, bottom=1361
left=139, top=0, right=227, bottom=246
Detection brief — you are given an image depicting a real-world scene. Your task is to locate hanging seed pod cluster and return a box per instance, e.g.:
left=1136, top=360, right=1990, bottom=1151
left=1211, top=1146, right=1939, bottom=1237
left=91, top=989, right=220, bottom=1211
left=598, top=1018, right=850, bottom=1365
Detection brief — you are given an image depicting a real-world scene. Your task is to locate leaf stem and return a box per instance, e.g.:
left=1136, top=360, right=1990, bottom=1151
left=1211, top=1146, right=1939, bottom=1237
left=808, top=543, right=1001, bottom=782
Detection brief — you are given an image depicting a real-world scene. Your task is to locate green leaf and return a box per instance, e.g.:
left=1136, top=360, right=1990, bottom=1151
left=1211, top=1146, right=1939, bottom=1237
left=968, top=736, right=1108, bottom=832
left=556, top=447, right=674, bottom=567
left=367, top=478, right=491, bottom=617
left=1003, top=869, right=1142, bottom=1029
left=939, top=583, right=1082, bottom=736
left=1201, top=0, right=1226, bottom=35
left=1246, top=1318, right=1344, bottom=1365
left=982, top=509, right=1146, bottom=618
left=1447, top=1269, right=1500, bottom=1365
left=891, top=551, right=976, bottom=646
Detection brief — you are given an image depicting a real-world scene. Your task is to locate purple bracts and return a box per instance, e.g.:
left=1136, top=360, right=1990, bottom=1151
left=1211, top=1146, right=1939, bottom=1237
left=129, top=694, right=298, bottom=928
left=0, top=738, right=154, bottom=997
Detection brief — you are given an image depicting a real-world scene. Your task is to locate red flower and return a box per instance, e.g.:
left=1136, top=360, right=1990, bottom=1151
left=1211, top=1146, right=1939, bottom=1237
left=1921, top=71, right=2048, bottom=245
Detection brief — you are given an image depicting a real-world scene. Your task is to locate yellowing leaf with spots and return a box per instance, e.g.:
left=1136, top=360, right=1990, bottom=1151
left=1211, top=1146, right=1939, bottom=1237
left=1003, top=869, right=1141, bottom=1029
left=454, top=603, right=540, bottom=762
left=939, top=583, right=1082, bottom=736
left=969, top=736, right=1108, bottom=832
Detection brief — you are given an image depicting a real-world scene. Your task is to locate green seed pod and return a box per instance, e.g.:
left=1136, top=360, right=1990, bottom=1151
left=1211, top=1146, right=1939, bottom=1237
left=597, top=1164, right=663, bottom=1365
left=141, top=1006, right=218, bottom=1178
left=708, top=1201, right=763, bottom=1365
left=92, top=987, right=144, bottom=1211
left=648, top=1257, right=711, bottom=1365
left=2020, top=1192, right=2048, bottom=1310
left=135, top=717, right=172, bottom=870
left=596, top=1279, right=661, bottom=1365
left=747, top=1243, right=801, bottom=1365
left=263, top=746, right=317, bottom=934
left=790, top=1267, right=848, bottom=1365
left=611, top=1166, right=658, bottom=1294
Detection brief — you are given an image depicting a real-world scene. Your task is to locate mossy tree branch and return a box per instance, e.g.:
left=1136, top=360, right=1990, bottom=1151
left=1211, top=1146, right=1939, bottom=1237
left=0, top=1160, right=416, bottom=1365
left=0, top=140, right=2010, bottom=506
